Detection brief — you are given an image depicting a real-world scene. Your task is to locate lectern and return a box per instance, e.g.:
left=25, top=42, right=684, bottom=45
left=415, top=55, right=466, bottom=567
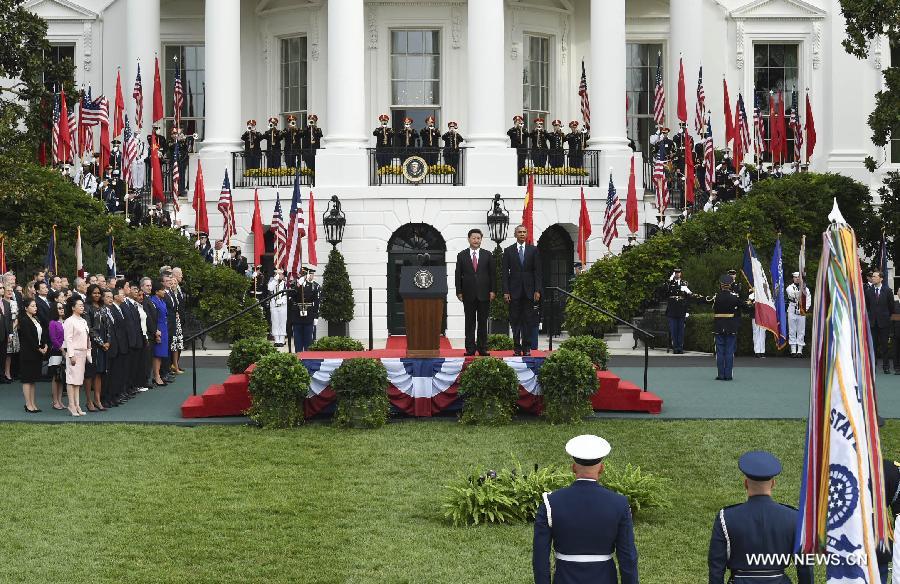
left=399, top=265, right=447, bottom=357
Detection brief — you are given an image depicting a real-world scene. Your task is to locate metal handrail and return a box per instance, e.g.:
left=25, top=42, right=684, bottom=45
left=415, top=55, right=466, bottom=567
left=547, top=286, right=654, bottom=392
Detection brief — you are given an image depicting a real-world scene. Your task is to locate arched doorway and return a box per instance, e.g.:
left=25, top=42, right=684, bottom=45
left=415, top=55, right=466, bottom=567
left=387, top=223, right=447, bottom=335
left=537, top=224, right=574, bottom=334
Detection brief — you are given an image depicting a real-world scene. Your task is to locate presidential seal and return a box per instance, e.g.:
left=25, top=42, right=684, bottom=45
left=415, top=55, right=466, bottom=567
left=414, top=269, right=434, bottom=289
left=402, top=156, right=429, bottom=183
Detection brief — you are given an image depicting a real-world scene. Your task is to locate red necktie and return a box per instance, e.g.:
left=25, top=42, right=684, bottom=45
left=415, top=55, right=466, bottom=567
left=472, top=251, right=478, bottom=272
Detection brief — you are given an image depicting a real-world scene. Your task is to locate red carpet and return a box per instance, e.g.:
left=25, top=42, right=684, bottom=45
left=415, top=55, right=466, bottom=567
left=384, top=335, right=454, bottom=351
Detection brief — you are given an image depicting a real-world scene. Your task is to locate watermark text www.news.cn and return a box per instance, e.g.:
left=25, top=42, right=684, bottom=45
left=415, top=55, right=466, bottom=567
left=745, top=553, right=868, bottom=567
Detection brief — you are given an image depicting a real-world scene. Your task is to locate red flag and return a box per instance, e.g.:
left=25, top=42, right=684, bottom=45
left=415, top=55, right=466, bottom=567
left=99, top=118, right=110, bottom=179
left=0, top=236, right=6, bottom=274
left=522, top=174, right=534, bottom=245
left=192, top=160, right=208, bottom=234
left=733, top=97, right=743, bottom=165
left=805, top=94, right=816, bottom=162
left=777, top=92, right=788, bottom=164
left=58, top=88, right=71, bottom=163
left=723, top=77, right=734, bottom=147
left=308, top=190, right=318, bottom=267
left=577, top=188, right=592, bottom=265
left=150, top=132, right=164, bottom=202
left=114, top=70, right=125, bottom=138
left=685, top=134, right=695, bottom=205
left=625, top=156, right=638, bottom=234
left=152, top=56, right=164, bottom=124
left=677, top=57, right=687, bottom=123
left=768, top=93, right=779, bottom=163
left=251, top=189, right=265, bottom=266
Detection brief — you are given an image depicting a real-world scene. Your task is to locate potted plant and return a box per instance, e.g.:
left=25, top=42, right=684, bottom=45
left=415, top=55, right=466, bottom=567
left=247, top=352, right=312, bottom=428
left=331, top=358, right=389, bottom=429
left=458, top=357, right=520, bottom=425
left=320, top=248, right=355, bottom=337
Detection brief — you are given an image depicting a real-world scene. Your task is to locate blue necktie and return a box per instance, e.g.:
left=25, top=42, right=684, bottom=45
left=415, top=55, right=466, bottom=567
left=518, top=245, right=525, bottom=266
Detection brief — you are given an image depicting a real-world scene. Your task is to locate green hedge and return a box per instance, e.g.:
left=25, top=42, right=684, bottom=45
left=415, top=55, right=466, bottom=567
left=538, top=349, right=597, bottom=424
left=308, top=336, right=365, bottom=351
left=458, top=358, right=520, bottom=425
left=227, top=337, right=277, bottom=374
left=558, top=335, right=610, bottom=370
left=487, top=334, right=514, bottom=351
left=331, top=358, right=390, bottom=429
left=247, top=353, right=311, bottom=428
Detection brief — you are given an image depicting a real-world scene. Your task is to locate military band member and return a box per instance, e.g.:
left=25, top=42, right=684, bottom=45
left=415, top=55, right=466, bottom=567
left=420, top=116, right=441, bottom=166
left=507, top=115, right=528, bottom=171
left=712, top=274, right=741, bottom=380
left=241, top=119, right=263, bottom=170
left=288, top=267, right=321, bottom=352
left=267, top=268, right=288, bottom=346
left=374, top=114, right=394, bottom=168
left=785, top=272, right=811, bottom=357
left=168, top=129, right=189, bottom=195
left=442, top=121, right=464, bottom=169
left=533, top=435, right=638, bottom=584
left=300, top=114, right=323, bottom=172
left=283, top=114, right=302, bottom=169
left=672, top=122, right=689, bottom=172
left=665, top=268, right=692, bottom=354
left=261, top=117, right=283, bottom=169
left=565, top=121, right=589, bottom=169
left=102, top=178, right=121, bottom=214
left=398, top=117, right=418, bottom=149
left=80, top=159, right=98, bottom=197
left=195, top=232, right=214, bottom=264
left=548, top=119, right=566, bottom=168
left=109, top=139, right=123, bottom=181
left=708, top=451, right=813, bottom=584
left=530, top=118, right=549, bottom=168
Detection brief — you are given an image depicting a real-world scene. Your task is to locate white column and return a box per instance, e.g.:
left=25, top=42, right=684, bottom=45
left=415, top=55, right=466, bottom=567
left=201, top=0, right=242, bottom=153
left=465, top=0, right=515, bottom=186
left=316, top=0, right=369, bottom=186
left=588, top=0, right=631, bottom=182
left=669, top=0, right=703, bottom=133
left=125, top=0, right=159, bottom=134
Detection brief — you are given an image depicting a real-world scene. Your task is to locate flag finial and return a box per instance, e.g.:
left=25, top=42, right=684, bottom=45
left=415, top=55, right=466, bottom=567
left=828, top=198, right=846, bottom=225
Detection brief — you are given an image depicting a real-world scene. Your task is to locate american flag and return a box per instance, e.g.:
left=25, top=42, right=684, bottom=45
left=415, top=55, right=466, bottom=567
left=578, top=60, right=591, bottom=129
left=653, top=157, right=668, bottom=211
left=285, top=173, right=306, bottom=279
left=218, top=170, right=236, bottom=244
left=753, top=94, right=766, bottom=160
left=653, top=52, right=665, bottom=126
left=272, top=192, right=287, bottom=269
left=602, top=173, right=623, bottom=249
left=122, top=114, right=136, bottom=183
left=80, top=92, right=109, bottom=126
left=694, top=66, right=706, bottom=136
left=704, top=116, right=715, bottom=192
left=67, top=109, right=77, bottom=162
left=51, top=93, right=61, bottom=164
left=173, top=63, right=184, bottom=131
left=172, top=141, right=182, bottom=204
left=737, top=93, right=751, bottom=158
left=790, top=91, right=803, bottom=163
left=133, top=62, right=144, bottom=130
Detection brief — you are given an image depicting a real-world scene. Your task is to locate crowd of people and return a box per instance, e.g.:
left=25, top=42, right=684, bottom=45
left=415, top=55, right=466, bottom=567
left=0, top=266, right=188, bottom=415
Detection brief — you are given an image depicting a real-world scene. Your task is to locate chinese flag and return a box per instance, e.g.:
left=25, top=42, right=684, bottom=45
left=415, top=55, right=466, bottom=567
left=150, top=132, right=164, bottom=202
left=152, top=56, right=164, bottom=124
left=114, top=70, right=125, bottom=138
left=685, top=134, right=695, bottom=205
left=99, top=119, right=110, bottom=179
left=723, top=78, right=734, bottom=147
left=625, top=157, right=639, bottom=234
left=58, top=88, right=71, bottom=163
left=522, top=174, right=534, bottom=245
left=308, top=190, right=318, bottom=266
left=251, top=189, right=265, bottom=266
left=777, top=91, right=788, bottom=163
left=768, top=94, right=779, bottom=163
left=577, top=187, right=592, bottom=265
left=805, top=94, right=816, bottom=162
left=676, top=57, right=687, bottom=124
left=192, top=160, right=209, bottom=234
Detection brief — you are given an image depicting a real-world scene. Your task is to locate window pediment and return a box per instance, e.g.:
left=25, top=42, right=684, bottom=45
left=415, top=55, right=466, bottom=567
left=730, top=0, right=826, bottom=20
left=23, top=0, right=97, bottom=20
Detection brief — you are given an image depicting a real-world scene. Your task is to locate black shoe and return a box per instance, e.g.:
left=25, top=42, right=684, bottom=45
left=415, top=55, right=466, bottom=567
left=724, top=377, right=733, bottom=381
left=715, top=376, right=724, bottom=380
left=894, top=370, right=900, bottom=375
left=523, top=349, right=531, bottom=356
left=478, top=350, right=491, bottom=356
left=513, top=350, right=522, bottom=356
left=464, top=351, right=475, bottom=356
left=885, top=369, right=892, bottom=375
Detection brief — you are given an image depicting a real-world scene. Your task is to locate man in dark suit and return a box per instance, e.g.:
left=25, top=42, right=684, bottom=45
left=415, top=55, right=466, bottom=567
left=455, top=228, right=495, bottom=356
left=502, top=224, right=542, bottom=355
left=0, top=283, right=11, bottom=383
left=122, top=282, right=146, bottom=395
left=106, top=284, right=131, bottom=406
left=865, top=270, right=895, bottom=373
left=141, top=278, right=160, bottom=387
left=34, top=281, right=52, bottom=328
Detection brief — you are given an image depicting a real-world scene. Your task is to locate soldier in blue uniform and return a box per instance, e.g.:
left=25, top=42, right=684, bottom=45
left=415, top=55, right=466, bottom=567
left=241, top=119, right=262, bottom=170
left=373, top=114, right=393, bottom=168
left=420, top=115, right=441, bottom=166
left=508, top=115, right=528, bottom=171
left=877, top=457, right=900, bottom=583
left=300, top=114, right=323, bottom=172
left=262, top=116, right=283, bottom=169
left=665, top=268, right=694, bottom=354
left=533, top=434, right=639, bottom=584
left=442, top=121, right=464, bottom=169
left=711, top=274, right=742, bottom=380
left=530, top=118, right=549, bottom=168
left=708, top=451, right=813, bottom=584
left=548, top=119, right=566, bottom=168
left=565, top=121, right=589, bottom=169
left=283, top=114, right=302, bottom=169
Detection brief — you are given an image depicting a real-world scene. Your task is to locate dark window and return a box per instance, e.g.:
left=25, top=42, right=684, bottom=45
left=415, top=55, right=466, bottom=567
left=43, top=44, right=75, bottom=92
left=164, top=45, right=205, bottom=140
left=281, top=36, right=308, bottom=126
left=626, top=42, right=663, bottom=157
left=391, top=30, right=440, bottom=129
left=523, top=34, right=551, bottom=127
left=753, top=43, right=800, bottom=162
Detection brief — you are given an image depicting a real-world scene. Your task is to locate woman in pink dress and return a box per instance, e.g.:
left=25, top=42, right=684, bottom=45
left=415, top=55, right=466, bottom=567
left=63, top=298, right=92, bottom=417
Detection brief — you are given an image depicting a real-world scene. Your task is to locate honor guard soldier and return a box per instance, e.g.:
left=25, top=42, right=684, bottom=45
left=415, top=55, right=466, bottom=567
left=300, top=114, right=323, bottom=172
left=241, top=119, right=263, bottom=170
left=147, top=125, right=168, bottom=160
left=195, top=232, right=213, bottom=264
left=650, top=126, right=675, bottom=162
left=109, top=139, right=123, bottom=181
left=373, top=114, right=394, bottom=168
left=708, top=451, right=813, bottom=584
left=533, top=435, right=638, bottom=584
left=785, top=272, right=811, bottom=357
left=665, top=268, right=694, bottom=354
left=80, top=158, right=98, bottom=197
left=398, top=117, right=418, bottom=149
left=420, top=115, right=441, bottom=165
left=283, top=114, right=302, bottom=169
left=711, top=274, right=742, bottom=380
left=548, top=120, right=566, bottom=168
left=530, top=118, right=549, bottom=168
left=566, top=121, right=589, bottom=169
left=168, top=128, right=189, bottom=195
left=262, top=117, right=283, bottom=169
left=672, top=122, right=689, bottom=172
left=442, top=121, right=464, bottom=169
left=288, top=266, right=321, bottom=352
left=507, top=115, right=528, bottom=171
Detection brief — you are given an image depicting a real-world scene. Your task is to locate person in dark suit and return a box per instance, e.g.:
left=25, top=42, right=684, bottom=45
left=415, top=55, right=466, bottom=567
left=712, top=274, right=743, bottom=381
left=455, top=229, right=495, bottom=356
left=507, top=115, right=528, bottom=172
left=865, top=270, right=895, bottom=373
left=141, top=278, right=160, bottom=387
left=106, top=284, right=130, bottom=407
left=34, top=281, right=52, bottom=329
left=533, top=434, right=638, bottom=584
left=665, top=268, right=693, bottom=354
left=877, top=458, right=900, bottom=582
left=0, top=283, right=11, bottom=382
left=502, top=225, right=542, bottom=355
left=122, top=282, right=146, bottom=394
left=18, top=299, right=48, bottom=412
left=708, top=451, right=813, bottom=584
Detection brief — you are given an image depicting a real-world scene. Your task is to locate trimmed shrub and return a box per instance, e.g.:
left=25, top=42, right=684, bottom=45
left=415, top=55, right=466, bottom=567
left=227, top=337, right=277, bottom=374
left=308, top=336, right=365, bottom=352
left=487, top=334, right=514, bottom=351
left=559, top=335, right=610, bottom=370
left=458, top=357, right=520, bottom=425
left=247, top=353, right=311, bottom=429
left=489, top=245, right=509, bottom=321
left=538, top=348, right=597, bottom=424
left=320, top=249, right=355, bottom=324
left=331, top=358, right=389, bottom=429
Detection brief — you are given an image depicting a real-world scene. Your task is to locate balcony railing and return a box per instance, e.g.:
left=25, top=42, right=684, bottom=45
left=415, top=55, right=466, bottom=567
left=232, top=150, right=317, bottom=188
left=516, top=149, right=600, bottom=187
left=367, top=147, right=467, bottom=186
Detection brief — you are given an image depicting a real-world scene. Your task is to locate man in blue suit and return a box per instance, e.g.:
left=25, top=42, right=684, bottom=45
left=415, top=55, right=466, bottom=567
left=533, top=435, right=639, bottom=584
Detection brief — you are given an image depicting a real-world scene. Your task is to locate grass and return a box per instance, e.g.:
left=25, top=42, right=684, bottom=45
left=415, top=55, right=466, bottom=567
left=1, top=419, right=897, bottom=583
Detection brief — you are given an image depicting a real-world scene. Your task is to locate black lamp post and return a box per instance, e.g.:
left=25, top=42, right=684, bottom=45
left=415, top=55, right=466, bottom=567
left=323, top=195, right=346, bottom=249
left=486, top=193, right=509, bottom=247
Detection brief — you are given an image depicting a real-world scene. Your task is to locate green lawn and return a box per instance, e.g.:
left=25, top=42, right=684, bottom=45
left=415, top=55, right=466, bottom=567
left=2, top=419, right=897, bottom=583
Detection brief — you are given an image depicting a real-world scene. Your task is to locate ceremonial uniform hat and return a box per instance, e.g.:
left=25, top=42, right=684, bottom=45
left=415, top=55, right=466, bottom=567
left=573, top=261, right=583, bottom=269
left=448, top=121, right=458, bottom=128
left=720, top=274, right=735, bottom=286
left=791, top=271, right=800, bottom=277
left=308, top=114, right=318, bottom=122
left=569, top=120, right=579, bottom=128
left=565, top=435, right=611, bottom=466
left=513, top=115, right=524, bottom=123
left=552, top=119, right=562, bottom=126
left=378, top=114, right=390, bottom=122
left=246, top=119, right=257, bottom=126
left=661, top=127, right=670, bottom=133
left=268, top=116, right=279, bottom=125
left=287, top=114, right=297, bottom=122
left=426, top=115, right=436, bottom=124
left=673, top=267, right=683, bottom=272
left=738, top=451, right=782, bottom=481
left=111, top=139, right=121, bottom=146
left=534, top=117, right=544, bottom=124
left=727, top=269, right=737, bottom=275
left=197, top=231, right=208, bottom=238
left=404, top=117, right=413, bottom=124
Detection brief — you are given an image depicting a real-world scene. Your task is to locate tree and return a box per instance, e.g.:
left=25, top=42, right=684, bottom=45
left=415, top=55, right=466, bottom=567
left=320, top=248, right=355, bottom=323
left=877, top=171, right=900, bottom=268
left=839, top=0, right=900, bottom=171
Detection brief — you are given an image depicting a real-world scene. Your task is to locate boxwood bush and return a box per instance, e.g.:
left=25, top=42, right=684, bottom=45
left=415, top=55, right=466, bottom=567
left=457, top=357, right=520, bottom=425
left=247, top=353, right=312, bottom=429
left=331, top=358, right=389, bottom=429
left=559, top=335, right=610, bottom=370
left=227, top=337, right=276, bottom=374
left=487, top=334, right=514, bottom=351
left=538, top=348, right=597, bottom=424
left=308, top=336, right=365, bottom=351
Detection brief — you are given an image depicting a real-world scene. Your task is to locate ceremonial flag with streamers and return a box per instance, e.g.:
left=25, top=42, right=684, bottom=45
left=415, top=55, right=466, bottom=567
left=114, top=70, right=125, bottom=139
left=578, top=60, right=591, bottom=128
left=132, top=61, right=144, bottom=130
left=790, top=91, right=803, bottom=164
left=684, top=133, right=695, bottom=205
left=75, top=226, right=84, bottom=279
left=251, top=189, right=264, bottom=266
left=703, top=117, right=715, bottom=193
left=308, top=190, right=318, bottom=267
left=46, top=225, right=58, bottom=275
left=770, top=237, right=788, bottom=349
left=218, top=170, right=236, bottom=245
left=173, top=62, right=184, bottom=131
left=677, top=56, right=687, bottom=124
left=106, top=234, right=116, bottom=278
left=754, top=94, right=766, bottom=160
left=122, top=114, right=136, bottom=183
left=769, top=93, right=779, bottom=163
left=172, top=140, right=181, bottom=197
left=285, top=173, right=306, bottom=279
left=152, top=57, right=164, bottom=124
left=694, top=66, right=706, bottom=135
left=522, top=174, right=535, bottom=245
left=577, top=187, right=592, bottom=265
left=602, top=173, right=622, bottom=249
left=741, top=238, right=778, bottom=334
left=272, top=192, right=287, bottom=270
left=798, top=234, right=808, bottom=315
left=192, top=160, right=209, bottom=235
left=625, top=156, right=639, bottom=234
left=796, top=202, right=888, bottom=582
left=723, top=77, right=734, bottom=147
left=805, top=93, right=817, bottom=163
left=653, top=53, right=665, bottom=126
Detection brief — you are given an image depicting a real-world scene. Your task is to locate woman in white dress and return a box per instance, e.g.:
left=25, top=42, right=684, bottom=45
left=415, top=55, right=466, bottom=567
left=267, top=268, right=288, bottom=346
left=63, top=298, right=92, bottom=417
